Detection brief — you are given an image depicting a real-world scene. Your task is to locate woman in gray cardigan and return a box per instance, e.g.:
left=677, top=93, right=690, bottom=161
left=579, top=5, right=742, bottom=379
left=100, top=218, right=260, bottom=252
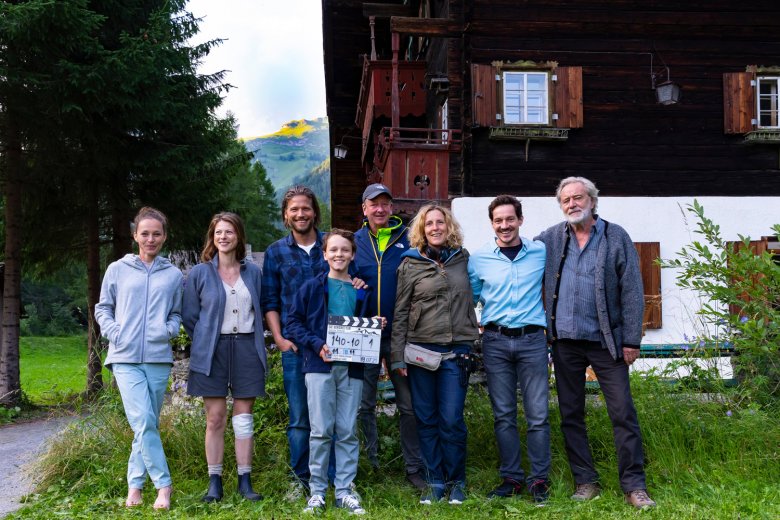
left=95, top=207, right=182, bottom=510
left=183, top=212, right=267, bottom=503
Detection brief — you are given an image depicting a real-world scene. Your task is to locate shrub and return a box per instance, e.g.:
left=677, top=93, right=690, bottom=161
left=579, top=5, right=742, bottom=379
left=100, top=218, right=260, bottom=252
left=659, top=200, right=780, bottom=406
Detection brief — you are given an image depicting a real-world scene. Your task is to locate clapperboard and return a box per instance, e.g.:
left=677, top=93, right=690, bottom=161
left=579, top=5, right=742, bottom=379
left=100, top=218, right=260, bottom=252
left=325, top=316, right=382, bottom=364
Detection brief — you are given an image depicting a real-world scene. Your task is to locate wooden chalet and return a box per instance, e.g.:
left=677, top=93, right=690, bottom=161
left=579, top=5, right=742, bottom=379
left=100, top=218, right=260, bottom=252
left=323, top=0, right=780, bottom=230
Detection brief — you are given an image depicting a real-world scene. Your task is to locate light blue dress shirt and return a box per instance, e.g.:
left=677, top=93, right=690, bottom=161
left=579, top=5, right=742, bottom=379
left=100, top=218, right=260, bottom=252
left=468, top=237, right=547, bottom=329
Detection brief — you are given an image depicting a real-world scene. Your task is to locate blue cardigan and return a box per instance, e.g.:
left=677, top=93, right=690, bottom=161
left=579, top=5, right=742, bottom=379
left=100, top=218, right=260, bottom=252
left=182, top=257, right=267, bottom=377
left=285, top=271, right=371, bottom=379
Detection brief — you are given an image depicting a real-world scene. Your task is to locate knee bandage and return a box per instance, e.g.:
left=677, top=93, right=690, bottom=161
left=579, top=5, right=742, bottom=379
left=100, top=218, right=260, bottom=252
left=232, top=413, right=254, bottom=439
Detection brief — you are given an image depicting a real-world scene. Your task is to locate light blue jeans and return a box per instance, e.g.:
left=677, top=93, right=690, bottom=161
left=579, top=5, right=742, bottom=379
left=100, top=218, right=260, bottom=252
left=112, top=363, right=172, bottom=489
left=305, top=365, right=362, bottom=499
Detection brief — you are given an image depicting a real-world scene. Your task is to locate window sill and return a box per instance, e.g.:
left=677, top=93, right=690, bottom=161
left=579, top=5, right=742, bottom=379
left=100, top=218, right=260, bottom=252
left=744, top=129, right=780, bottom=143
left=489, top=126, right=569, bottom=141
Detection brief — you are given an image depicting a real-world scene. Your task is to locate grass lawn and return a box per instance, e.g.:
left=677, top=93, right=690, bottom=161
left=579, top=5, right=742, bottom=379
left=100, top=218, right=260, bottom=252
left=20, top=335, right=109, bottom=405
left=8, top=347, right=780, bottom=519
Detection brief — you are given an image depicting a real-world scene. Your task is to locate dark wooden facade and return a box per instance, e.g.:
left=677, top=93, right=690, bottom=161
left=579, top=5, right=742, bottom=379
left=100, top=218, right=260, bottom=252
left=323, top=0, right=780, bottom=230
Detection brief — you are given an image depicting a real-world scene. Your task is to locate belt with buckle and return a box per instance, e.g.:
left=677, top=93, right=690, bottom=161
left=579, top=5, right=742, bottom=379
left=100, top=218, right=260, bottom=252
left=483, top=323, right=544, bottom=337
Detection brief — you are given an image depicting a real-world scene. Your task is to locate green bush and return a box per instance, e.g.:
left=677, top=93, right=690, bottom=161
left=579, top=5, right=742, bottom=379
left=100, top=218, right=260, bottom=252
left=659, top=200, right=780, bottom=406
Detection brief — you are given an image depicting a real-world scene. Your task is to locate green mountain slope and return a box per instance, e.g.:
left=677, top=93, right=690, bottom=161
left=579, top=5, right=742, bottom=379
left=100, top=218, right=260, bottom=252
left=243, top=118, right=331, bottom=204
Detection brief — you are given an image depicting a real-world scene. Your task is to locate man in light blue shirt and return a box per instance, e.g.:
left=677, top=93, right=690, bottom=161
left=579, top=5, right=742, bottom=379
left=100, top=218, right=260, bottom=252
left=468, top=194, right=551, bottom=504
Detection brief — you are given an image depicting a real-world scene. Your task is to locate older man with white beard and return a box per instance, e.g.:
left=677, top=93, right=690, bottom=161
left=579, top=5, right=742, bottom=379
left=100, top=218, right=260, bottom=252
left=535, top=177, right=655, bottom=510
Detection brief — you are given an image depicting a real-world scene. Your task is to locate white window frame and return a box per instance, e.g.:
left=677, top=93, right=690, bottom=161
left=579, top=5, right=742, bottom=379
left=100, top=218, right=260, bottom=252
left=757, top=76, right=780, bottom=129
left=502, top=71, right=550, bottom=125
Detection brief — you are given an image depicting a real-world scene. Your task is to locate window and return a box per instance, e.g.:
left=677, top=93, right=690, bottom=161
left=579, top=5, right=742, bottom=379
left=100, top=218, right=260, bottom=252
left=757, top=76, right=780, bottom=128
left=503, top=71, right=549, bottom=124
left=723, top=69, right=780, bottom=135
left=471, top=62, right=583, bottom=129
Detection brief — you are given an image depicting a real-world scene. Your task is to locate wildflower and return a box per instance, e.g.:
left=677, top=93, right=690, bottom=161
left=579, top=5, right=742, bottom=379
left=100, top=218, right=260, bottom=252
left=683, top=334, right=690, bottom=342
left=740, top=316, right=749, bottom=323
left=726, top=410, right=732, bottom=417
left=698, top=339, right=705, bottom=347
left=682, top=344, right=690, bottom=351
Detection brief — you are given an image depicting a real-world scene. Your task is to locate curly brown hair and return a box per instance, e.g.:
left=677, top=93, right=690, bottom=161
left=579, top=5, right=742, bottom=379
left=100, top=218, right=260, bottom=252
left=408, top=204, right=463, bottom=250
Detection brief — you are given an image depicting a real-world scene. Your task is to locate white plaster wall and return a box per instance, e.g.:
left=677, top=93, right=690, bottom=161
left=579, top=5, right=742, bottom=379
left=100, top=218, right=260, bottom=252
left=453, top=196, right=779, bottom=346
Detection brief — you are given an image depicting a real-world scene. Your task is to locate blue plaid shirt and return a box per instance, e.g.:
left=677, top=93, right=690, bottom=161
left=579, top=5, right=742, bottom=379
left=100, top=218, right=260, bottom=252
left=261, top=231, right=328, bottom=337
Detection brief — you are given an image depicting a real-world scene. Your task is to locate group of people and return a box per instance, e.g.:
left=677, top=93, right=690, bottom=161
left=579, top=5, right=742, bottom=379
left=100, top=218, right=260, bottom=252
left=94, top=176, right=656, bottom=514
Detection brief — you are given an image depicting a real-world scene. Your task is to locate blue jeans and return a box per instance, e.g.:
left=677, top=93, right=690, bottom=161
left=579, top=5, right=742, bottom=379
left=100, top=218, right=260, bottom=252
left=282, top=350, right=335, bottom=482
left=112, top=363, right=172, bottom=489
left=407, top=343, right=469, bottom=488
left=305, top=366, right=363, bottom=499
left=359, top=337, right=423, bottom=473
left=482, top=329, right=551, bottom=484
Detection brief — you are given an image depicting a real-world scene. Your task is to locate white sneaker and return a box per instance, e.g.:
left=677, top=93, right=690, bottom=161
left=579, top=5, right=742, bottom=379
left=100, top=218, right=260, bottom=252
left=336, top=494, right=365, bottom=515
left=303, top=494, right=326, bottom=514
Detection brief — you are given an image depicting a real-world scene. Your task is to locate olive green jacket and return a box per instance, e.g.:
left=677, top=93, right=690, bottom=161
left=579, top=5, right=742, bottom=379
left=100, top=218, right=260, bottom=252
left=390, top=247, right=480, bottom=368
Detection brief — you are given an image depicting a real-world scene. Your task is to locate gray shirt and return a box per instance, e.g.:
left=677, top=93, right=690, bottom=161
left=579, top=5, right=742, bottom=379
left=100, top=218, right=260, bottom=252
left=556, top=217, right=604, bottom=342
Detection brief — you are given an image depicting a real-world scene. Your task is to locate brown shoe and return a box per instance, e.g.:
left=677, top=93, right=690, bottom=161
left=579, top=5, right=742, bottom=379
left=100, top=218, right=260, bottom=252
left=571, top=482, right=601, bottom=501
left=625, top=489, right=656, bottom=509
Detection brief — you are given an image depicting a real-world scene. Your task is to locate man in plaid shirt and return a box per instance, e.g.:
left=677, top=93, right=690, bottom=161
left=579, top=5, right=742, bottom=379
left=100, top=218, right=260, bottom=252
left=262, top=186, right=329, bottom=494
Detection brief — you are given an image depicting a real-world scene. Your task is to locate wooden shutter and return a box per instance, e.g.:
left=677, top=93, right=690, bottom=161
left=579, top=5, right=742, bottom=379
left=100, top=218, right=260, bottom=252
left=634, top=242, right=662, bottom=329
left=554, top=66, right=583, bottom=128
left=723, top=72, right=755, bottom=134
left=471, top=63, right=497, bottom=127
left=727, top=238, right=768, bottom=316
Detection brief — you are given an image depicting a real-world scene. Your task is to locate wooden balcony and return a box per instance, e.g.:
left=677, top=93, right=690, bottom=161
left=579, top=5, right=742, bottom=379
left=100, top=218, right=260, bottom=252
left=355, top=57, right=427, bottom=161
left=373, top=127, right=462, bottom=201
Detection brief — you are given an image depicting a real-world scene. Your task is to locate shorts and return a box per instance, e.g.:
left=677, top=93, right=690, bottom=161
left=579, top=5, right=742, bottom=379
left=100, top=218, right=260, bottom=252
left=187, top=333, right=266, bottom=398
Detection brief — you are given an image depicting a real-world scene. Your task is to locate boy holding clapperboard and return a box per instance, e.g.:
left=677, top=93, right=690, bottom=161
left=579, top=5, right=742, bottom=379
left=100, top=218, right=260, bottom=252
left=286, top=228, right=384, bottom=515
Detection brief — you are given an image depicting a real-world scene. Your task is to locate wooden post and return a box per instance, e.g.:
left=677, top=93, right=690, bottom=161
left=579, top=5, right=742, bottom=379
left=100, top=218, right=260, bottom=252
left=391, top=31, right=400, bottom=138
left=369, top=16, right=376, bottom=61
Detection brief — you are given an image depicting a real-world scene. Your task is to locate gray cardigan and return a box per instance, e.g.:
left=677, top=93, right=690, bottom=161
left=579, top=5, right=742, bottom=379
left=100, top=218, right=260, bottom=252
left=535, top=219, right=644, bottom=360
left=183, top=257, right=267, bottom=376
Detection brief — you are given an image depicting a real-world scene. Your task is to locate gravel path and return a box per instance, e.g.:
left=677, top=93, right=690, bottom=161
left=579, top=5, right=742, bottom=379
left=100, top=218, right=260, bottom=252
left=0, top=416, right=76, bottom=517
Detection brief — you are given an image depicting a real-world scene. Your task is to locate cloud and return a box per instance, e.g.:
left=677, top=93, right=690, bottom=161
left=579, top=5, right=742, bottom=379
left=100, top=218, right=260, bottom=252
left=186, top=0, right=326, bottom=137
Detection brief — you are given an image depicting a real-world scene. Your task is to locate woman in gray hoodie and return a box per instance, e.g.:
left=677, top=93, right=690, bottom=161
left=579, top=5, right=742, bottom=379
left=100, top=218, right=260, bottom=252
left=95, top=207, right=183, bottom=510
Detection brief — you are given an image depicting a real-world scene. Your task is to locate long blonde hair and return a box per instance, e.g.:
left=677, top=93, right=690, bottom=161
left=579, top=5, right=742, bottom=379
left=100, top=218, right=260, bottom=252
left=408, top=204, right=463, bottom=250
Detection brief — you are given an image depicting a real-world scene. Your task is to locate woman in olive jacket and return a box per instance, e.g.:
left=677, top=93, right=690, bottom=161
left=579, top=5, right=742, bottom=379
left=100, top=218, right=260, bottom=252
left=390, top=204, right=479, bottom=505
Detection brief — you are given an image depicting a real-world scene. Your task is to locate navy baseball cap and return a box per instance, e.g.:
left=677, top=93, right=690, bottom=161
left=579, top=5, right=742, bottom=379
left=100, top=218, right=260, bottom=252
left=362, top=183, right=393, bottom=202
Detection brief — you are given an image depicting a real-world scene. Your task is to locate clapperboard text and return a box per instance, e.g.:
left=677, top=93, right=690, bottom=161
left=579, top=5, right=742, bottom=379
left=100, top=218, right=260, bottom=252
left=325, top=316, right=382, bottom=364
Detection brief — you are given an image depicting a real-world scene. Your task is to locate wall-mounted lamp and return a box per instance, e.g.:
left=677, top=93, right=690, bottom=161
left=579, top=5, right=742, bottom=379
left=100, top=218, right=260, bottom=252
left=333, top=132, right=364, bottom=160
left=651, top=53, right=682, bottom=105
left=334, top=143, right=348, bottom=159
left=653, top=67, right=682, bottom=105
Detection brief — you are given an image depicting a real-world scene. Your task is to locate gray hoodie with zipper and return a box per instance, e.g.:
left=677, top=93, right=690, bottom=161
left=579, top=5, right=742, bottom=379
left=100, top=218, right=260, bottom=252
left=95, top=254, right=183, bottom=366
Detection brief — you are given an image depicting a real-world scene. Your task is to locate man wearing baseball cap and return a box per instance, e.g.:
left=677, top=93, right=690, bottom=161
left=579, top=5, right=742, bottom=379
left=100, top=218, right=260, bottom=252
left=354, top=183, right=425, bottom=489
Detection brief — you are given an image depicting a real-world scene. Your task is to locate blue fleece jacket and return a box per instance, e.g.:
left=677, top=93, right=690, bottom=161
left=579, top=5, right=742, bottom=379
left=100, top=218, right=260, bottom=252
left=353, top=215, right=409, bottom=338
left=182, top=257, right=267, bottom=377
left=95, top=254, right=183, bottom=366
left=285, top=272, right=371, bottom=379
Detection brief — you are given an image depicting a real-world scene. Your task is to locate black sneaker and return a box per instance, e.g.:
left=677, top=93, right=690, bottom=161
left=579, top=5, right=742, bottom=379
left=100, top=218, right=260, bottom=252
left=487, top=478, right=524, bottom=498
left=529, top=479, right=550, bottom=505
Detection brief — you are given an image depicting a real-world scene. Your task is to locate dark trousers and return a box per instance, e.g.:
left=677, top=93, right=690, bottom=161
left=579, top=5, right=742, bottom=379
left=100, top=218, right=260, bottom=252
left=552, top=340, right=647, bottom=492
left=359, top=337, right=423, bottom=474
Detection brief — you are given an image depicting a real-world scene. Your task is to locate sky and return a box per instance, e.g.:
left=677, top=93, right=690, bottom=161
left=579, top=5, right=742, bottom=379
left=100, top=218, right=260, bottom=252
left=186, top=0, right=327, bottom=138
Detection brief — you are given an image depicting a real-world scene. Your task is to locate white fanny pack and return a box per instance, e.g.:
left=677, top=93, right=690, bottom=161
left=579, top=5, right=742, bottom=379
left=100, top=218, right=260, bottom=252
left=404, top=343, right=456, bottom=371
